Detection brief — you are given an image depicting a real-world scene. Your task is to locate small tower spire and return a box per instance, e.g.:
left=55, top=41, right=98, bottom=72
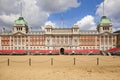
left=21, top=1, right=23, bottom=17
left=103, top=0, right=105, bottom=16
left=60, top=14, right=64, bottom=28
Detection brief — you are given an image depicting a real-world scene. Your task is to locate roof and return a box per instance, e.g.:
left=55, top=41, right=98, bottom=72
left=72, top=25, right=79, bottom=28
left=79, top=30, right=97, bottom=32
left=98, top=16, right=111, bottom=25
left=28, top=31, right=45, bottom=35
left=65, top=49, right=100, bottom=53
left=114, top=30, right=120, bottom=33
left=106, top=48, right=120, bottom=52
left=15, top=17, right=27, bottom=25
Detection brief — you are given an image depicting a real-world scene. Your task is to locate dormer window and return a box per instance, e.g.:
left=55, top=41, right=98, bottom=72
left=103, top=26, right=109, bottom=30
left=75, top=39, right=77, bottom=42
left=47, top=29, right=50, bottom=32
left=74, top=29, right=77, bottom=32
left=16, top=27, right=23, bottom=31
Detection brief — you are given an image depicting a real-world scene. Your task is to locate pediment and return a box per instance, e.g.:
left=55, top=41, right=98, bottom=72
left=12, top=32, right=26, bottom=36
left=100, top=32, right=113, bottom=35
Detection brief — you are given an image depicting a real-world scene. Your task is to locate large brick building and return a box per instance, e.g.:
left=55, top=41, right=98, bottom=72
left=0, top=16, right=119, bottom=54
left=114, top=30, right=120, bottom=48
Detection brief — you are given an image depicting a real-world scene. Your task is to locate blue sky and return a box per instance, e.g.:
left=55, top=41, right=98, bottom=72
left=0, top=0, right=120, bottom=31
left=48, top=0, right=103, bottom=28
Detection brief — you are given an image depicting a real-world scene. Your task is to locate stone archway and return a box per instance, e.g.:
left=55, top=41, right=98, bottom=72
left=60, top=48, right=64, bottom=55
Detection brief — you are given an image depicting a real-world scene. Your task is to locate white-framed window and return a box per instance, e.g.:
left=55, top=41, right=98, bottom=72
left=15, top=47, right=17, bottom=50
left=2, top=47, right=4, bottom=50
left=11, top=47, right=13, bottom=50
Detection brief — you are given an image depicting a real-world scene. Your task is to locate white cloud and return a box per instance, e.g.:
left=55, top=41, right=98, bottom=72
left=0, top=0, right=80, bottom=30
left=37, top=0, right=80, bottom=13
left=22, top=0, right=49, bottom=27
left=37, top=21, right=57, bottom=31
left=75, top=15, right=96, bottom=30
left=96, top=0, right=120, bottom=31
left=0, top=14, right=19, bottom=24
left=45, top=21, right=57, bottom=28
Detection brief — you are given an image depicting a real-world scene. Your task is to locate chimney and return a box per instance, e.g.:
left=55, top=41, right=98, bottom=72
left=29, top=27, right=32, bottom=32
left=2, top=27, right=5, bottom=32
left=40, top=26, right=42, bottom=31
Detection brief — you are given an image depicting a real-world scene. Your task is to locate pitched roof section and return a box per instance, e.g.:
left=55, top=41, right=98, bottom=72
left=114, top=30, right=120, bottom=33
left=15, top=17, right=27, bottom=25
left=98, top=16, right=112, bottom=25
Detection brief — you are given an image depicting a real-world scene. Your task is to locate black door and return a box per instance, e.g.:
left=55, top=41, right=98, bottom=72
left=60, top=48, right=64, bottom=55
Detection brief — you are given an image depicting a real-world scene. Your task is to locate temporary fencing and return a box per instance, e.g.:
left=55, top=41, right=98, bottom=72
left=0, top=59, right=8, bottom=66
left=99, top=57, right=120, bottom=66
left=54, top=58, right=73, bottom=63
left=75, top=58, right=98, bottom=66
left=54, top=58, right=74, bottom=66
left=0, top=57, right=119, bottom=66
left=0, top=59, right=7, bottom=63
left=76, top=58, right=96, bottom=62
left=11, top=59, right=28, bottom=63
left=32, top=59, right=50, bottom=63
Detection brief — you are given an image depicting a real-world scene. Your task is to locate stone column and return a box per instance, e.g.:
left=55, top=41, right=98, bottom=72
left=115, top=36, right=117, bottom=46
left=0, top=36, right=1, bottom=49
left=112, top=36, right=113, bottom=48
left=108, top=35, right=109, bottom=50
left=59, top=36, right=62, bottom=45
left=77, top=36, right=79, bottom=48
left=17, top=36, right=18, bottom=46
left=13, top=36, right=14, bottom=49
left=21, top=36, right=22, bottom=46
left=64, top=36, right=65, bottom=45
left=27, top=36, right=29, bottom=50
left=84, top=36, right=85, bottom=49
left=68, top=36, right=69, bottom=46
left=52, top=36, right=57, bottom=50
left=104, top=35, right=105, bottom=50
left=95, top=36, right=97, bottom=49
left=56, top=36, right=57, bottom=46
left=100, top=36, right=101, bottom=50
left=10, top=36, right=11, bottom=50
left=25, top=36, right=26, bottom=50
left=50, top=36, right=52, bottom=46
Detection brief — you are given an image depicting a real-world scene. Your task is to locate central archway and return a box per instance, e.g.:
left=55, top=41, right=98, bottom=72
left=60, top=48, right=64, bottom=55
